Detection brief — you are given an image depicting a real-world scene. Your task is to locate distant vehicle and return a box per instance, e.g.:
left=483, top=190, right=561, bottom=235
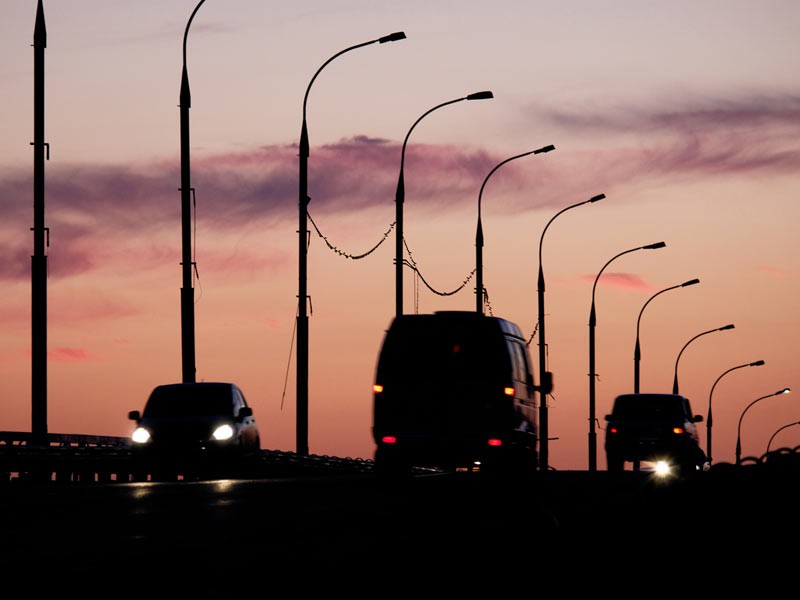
left=604, top=392, right=707, bottom=475
left=371, top=311, right=544, bottom=476
left=128, top=382, right=261, bottom=471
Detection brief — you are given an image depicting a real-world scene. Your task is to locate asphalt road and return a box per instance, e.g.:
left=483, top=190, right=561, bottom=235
left=2, top=463, right=798, bottom=593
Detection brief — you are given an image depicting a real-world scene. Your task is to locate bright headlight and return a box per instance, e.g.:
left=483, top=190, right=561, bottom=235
left=654, top=460, right=672, bottom=477
left=131, top=427, right=151, bottom=444
left=212, top=424, right=235, bottom=441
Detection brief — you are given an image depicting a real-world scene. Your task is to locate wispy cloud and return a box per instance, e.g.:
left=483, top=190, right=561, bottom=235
left=538, top=92, right=800, bottom=180
left=49, top=347, right=93, bottom=363
left=3, top=92, right=798, bottom=288
left=758, top=265, right=792, bottom=279
left=578, top=272, right=652, bottom=291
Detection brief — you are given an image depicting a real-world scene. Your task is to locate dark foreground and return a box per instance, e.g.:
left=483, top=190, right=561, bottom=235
left=1, top=462, right=797, bottom=590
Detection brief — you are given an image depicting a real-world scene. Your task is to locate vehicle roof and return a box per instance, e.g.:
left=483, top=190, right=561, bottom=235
left=388, top=311, right=525, bottom=342
left=610, top=393, right=693, bottom=418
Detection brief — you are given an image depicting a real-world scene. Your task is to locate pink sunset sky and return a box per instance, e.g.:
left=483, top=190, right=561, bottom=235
left=1, top=0, right=798, bottom=470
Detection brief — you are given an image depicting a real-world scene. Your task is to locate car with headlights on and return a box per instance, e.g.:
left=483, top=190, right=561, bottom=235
left=128, top=382, right=260, bottom=478
left=604, top=392, right=707, bottom=476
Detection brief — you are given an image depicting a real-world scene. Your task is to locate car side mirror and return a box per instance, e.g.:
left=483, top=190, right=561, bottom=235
left=237, top=406, right=253, bottom=421
left=128, top=410, right=140, bottom=422
left=604, top=414, right=611, bottom=421
left=693, top=415, right=704, bottom=423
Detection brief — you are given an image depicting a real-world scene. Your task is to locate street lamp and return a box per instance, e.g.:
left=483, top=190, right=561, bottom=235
left=766, top=420, right=800, bottom=455
left=537, top=193, right=605, bottom=471
left=672, top=324, right=735, bottom=395
left=298, top=31, right=406, bottom=456
left=707, top=360, right=765, bottom=464
left=633, top=278, right=700, bottom=393
left=475, top=145, right=555, bottom=313
left=178, top=0, right=207, bottom=384
left=736, top=388, right=791, bottom=465
left=588, top=241, right=666, bottom=471
left=395, top=90, right=494, bottom=317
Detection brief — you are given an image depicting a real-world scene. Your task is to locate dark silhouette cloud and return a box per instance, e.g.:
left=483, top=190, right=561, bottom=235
left=2, top=96, right=797, bottom=286
left=538, top=92, right=800, bottom=179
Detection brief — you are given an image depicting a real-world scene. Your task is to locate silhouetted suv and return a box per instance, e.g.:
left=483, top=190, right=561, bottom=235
left=604, top=393, right=707, bottom=474
left=128, top=382, right=261, bottom=466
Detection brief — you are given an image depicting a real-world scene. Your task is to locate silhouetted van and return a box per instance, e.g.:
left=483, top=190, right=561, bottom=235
left=372, top=311, right=540, bottom=476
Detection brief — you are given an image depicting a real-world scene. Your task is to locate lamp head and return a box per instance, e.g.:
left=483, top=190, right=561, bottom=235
left=720, top=324, right=735, bottom=331
left=535, top=144, right=556, bottom=154
left=751, top=360, right=766, bottom=367
left=682, top=278, right=700, bottom=287
left=644, top=241, right=666, bottom=250
left=589, top=193, right=605, bottom=203
left=467, top=91, right=494, bottom=100
left=778, top=387, right=791, bottom=395
left=379, top=31, right=406, bottom=43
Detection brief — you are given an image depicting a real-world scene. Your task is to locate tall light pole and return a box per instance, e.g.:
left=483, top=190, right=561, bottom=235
left=736, top=388, right=791, bottom=465
left=766, top=420, right=800, bottom=455
left=672, top=324, right=735, bottom=395
left=395, top=90, right=493, bottom=317
left=707, top=360, right=765, bottom=464
left=31, top=0, right=48, bottom=445
left=475, top=145, right=555, bottom=313
left=178, top=0, right=207, bottom=384
left=299, top=32, right=406, bottom=456
left=588, top=241, right=665, bottom=471
left=633, top=278, right=700, bottom=393
left=537, top=193, right=605, bottom=470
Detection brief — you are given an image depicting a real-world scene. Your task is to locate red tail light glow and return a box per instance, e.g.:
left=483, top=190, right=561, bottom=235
left=381, top=435, right=397, bottom=445
left=609, top=427, right=619, bottom=434
left=672, top=427, right=685, bottom=435
left=487, top=438, right=503, bottom=447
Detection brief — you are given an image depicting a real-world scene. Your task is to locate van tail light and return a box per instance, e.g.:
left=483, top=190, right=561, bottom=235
left=373, top=384, right=384, bottom=394
left=672, top=427, right=685, bottom=435
left=609, top=427, right=619, bottom=435
left=504, top=386, right=514, bottom=396
left=487, top=438, right=503, bottom=447
left=381, top=435, right=397, bottom=445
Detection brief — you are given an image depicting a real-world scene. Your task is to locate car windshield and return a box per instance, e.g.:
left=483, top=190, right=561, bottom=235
left=143, top=386, right=232, bottom=418
left=613, top=395, right=686, bottom=418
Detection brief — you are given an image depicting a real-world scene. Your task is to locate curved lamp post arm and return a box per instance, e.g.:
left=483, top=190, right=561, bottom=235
left=736, top=388, right=791, bottom=465
left=302, top=32, right=406, bottom=157
left=475, top=144, right=555, bottom=312
left=182, top=0, right=207, bottom=77
left=590, top=241, right=665, bottom=327
left=767, top=421, right=800, bottom=455
left=633, top=278, right=699, bottom=393
left=538, top=194, right=605, bottom=285
left=672, top=323, right=735, bottom=394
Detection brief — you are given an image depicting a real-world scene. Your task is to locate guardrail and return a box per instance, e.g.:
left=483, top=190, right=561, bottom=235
left=0, top=431, right=130, bottom=448
left=0, top=431, right=375, bottom=483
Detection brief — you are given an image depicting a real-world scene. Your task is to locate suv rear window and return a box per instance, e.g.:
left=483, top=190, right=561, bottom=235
left=612, top=395, right=687, bottom=418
